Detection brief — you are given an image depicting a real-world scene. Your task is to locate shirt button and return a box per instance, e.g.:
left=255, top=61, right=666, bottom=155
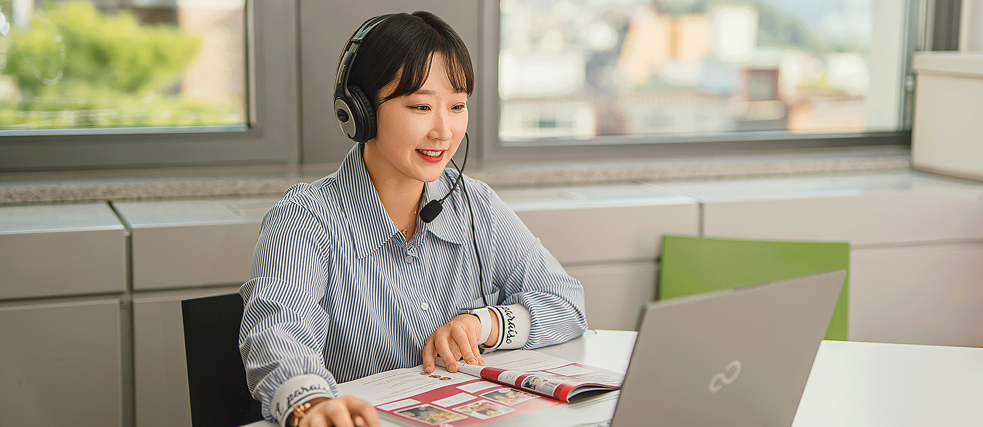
left=420, top=302, right=429, bottom=311
left=404, top=255, right=413, bottom=263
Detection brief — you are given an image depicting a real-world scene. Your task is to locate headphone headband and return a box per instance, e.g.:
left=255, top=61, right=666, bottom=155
left=335, top=15, right=391, bottom=143
left=353, top=15, right=389, bottom=42
left=335, top=15, right=389, bottom=96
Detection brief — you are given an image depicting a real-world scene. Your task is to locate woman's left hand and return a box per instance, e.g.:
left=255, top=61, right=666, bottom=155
left=422, top=314, right=485, bottom=373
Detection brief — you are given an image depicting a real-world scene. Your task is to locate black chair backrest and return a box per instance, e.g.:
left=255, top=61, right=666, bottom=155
left=182, top=293, right=263, bottom=427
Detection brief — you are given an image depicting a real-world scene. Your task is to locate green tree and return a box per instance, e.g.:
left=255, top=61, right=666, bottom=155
left=0, top=2, right=237, bottom=128
left=6, top=2, right=199, bottom=96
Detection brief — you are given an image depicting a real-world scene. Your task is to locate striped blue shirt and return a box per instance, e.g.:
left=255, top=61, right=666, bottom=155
left=239, top=144, right=588, bottom=421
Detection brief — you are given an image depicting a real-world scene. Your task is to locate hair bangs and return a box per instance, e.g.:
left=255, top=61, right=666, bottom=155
left=440, top=43, right=474, bottom=95
left=380, top=12, right=474, bottom=102
left=346, top=12, right=474, bottom=107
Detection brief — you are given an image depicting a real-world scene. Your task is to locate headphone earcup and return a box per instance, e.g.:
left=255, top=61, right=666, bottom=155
left=348, top=85, right=376, bottom=143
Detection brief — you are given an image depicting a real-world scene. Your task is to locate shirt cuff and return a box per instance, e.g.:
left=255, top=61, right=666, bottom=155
left=487, top=304, right=531, bottom=351
left=271, top=374, right=334, bottom=427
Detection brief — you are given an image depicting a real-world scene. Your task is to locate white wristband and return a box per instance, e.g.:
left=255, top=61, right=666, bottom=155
left=460, top=307, right=492, bottom=344
left=487, top=304, right=531, bottom=350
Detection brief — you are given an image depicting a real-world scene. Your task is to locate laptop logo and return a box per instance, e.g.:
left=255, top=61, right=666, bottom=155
left=708, top=360, right=742, bottom=393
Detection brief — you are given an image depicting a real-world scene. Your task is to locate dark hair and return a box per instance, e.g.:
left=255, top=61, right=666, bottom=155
left=339, top=12, right=474, bottom=107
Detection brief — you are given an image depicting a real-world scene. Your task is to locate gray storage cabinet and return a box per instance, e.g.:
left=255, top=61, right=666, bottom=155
left=114, top=198, right=277, bottom=427
left=0, top=203, right=126, bottom=427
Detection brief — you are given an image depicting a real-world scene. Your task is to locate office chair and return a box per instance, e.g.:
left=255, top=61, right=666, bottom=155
left=182, top=293, right=264, bottom=427
left=659, top=235, right=851, bottom=340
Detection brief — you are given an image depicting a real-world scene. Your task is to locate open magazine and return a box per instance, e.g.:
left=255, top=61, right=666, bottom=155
left=336, top=350, right=623, bottom=427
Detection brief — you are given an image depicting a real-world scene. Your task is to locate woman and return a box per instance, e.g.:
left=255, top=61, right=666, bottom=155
left=239, top=11, right=587, bottom=427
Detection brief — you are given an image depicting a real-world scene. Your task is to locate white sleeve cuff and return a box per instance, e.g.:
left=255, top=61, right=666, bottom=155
left=487, top=304, right=531, bottom=350
left=271, top=374, right=334, bottom=427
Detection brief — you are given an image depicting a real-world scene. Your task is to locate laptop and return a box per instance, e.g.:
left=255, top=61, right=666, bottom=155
left=608, top=269, right=846, bottom=427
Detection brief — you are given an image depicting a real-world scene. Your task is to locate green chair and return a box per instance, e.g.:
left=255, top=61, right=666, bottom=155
left=658, top=235, right=850, bottom=341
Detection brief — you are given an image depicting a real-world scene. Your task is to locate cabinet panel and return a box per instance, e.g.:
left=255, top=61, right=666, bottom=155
left=133, top=287, right=242, bottom=427
left=850, top=244, right=983, bottom=346
left=0, top=300, right=122, bottom=427
left=0, top=203, right=126, bottom=299
left=912, top=55, right=983, bottom=180
left=656, top=173, right=983, bottom=246
left=565, top=262, right=657, bottom=331
left=114, top=199, right=278, bottom=290
left=501, top=184, right=699, bottom=264
left=701, top=192, right=983, bottom=246
left=130, top=223, right=262, bottom=289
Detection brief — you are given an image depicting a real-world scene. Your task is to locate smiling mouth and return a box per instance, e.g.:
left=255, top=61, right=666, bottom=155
left=417, top=149, right=443, bottom=158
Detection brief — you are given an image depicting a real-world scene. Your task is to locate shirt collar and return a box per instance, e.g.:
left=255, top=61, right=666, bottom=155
left=338, top=145, right=465, bottom=259
left=422, top=173, right=467, bottom=246
left=337, top=145, right=399, bottom=259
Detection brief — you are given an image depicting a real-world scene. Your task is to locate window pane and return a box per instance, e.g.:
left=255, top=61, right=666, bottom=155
left=0, top=0, right=247, bottom=131
left=500, top=0, right=901, bottom=143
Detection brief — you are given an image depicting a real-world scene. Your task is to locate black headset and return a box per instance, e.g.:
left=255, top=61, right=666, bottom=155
left=334, top=14, right=391, bottom=143
left=333, top=14, right=490, bottom=308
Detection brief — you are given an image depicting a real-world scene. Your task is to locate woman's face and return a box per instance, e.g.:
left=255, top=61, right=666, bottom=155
left=364, top=53, right=468, bottom=186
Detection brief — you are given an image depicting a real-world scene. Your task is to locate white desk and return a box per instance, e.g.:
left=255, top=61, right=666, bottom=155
left=792, top=340, right=983, bottom=426
left=245, top=330, right=983, bottom=426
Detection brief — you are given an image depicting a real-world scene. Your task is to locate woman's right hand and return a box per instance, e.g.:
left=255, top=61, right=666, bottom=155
left=295, top=396, right=380, bottom=427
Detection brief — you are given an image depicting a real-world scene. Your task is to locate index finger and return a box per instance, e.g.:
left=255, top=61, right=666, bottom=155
left=422, top=334, right=437, bottom=373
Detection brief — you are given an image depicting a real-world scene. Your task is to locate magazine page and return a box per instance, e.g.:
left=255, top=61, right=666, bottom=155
left=335, top=350, right=622, bottom=426
left=337, top=362, right=561, bottom=427
left=456, top=350, right=624, bottom=402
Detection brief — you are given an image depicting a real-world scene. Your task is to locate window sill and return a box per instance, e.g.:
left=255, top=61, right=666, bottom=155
left=0, top=146, right=911, bottom=205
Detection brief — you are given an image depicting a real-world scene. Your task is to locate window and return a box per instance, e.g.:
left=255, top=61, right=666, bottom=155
left=1, top=1, right=931, bottom=170
left=496, top=0, right=914, bottom=147
left=0, top=0, right=298, bottom=171
left=0, top=0, right=246, bottom=131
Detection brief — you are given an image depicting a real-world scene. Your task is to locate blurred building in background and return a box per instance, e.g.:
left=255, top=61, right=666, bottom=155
left=500, top=0, right=875, bottom=142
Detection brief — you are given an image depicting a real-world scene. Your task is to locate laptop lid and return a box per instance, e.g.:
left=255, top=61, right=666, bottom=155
left=610, top=269, right=846, bottom=427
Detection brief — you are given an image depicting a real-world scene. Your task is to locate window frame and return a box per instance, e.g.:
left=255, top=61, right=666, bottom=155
left=0, top=0, right=299, bottom=172
left=0, top=0, right=946, bottom=171
left=477, top=0, right=920, bottom=165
